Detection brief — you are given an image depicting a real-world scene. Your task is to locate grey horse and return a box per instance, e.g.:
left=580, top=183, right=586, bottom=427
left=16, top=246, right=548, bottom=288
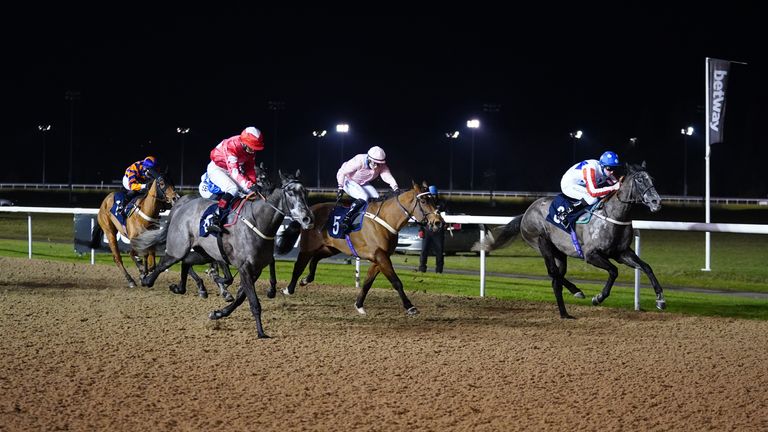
left=161, top=164, right=277, bottom=301
left=133, top=170, right=314, bottom=338
left=475, top=162, right=664, bottom=319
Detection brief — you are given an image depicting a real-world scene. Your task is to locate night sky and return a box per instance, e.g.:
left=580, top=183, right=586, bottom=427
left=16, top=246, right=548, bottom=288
left=4, top=5, right=766, bottom=197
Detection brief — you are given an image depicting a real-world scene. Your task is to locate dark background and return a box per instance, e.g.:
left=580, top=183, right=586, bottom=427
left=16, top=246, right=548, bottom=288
left=3, top=5, right=765, bottom=197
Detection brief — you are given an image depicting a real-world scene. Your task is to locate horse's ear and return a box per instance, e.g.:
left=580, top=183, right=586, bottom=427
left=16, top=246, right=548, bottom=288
left=641, top=160, right=647, bottom=169
left=411, top=180, right=418, bottom=189
left=295, top=169, right=301, bottom=179
left=278, top=169, right=284, bottom=180
left=421, top=181, right=429, bottom=189
left=259, top=162, right=266, bottom=170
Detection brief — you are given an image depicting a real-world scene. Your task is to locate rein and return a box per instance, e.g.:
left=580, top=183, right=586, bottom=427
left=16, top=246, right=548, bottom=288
left=590, top=171, right=655, bottom=226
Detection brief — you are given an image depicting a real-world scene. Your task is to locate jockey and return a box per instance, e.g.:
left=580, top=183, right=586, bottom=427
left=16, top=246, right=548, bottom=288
left=560, top=150, right=622, bottom=212
left=205, top=127, right=265, bottom=232
left=117, top=156, right=157, bottom=217
left=336, top=146, right=399, bottom=234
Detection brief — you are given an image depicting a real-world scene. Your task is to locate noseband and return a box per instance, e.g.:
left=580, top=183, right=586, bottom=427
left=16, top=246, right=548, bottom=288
left=617, top=172, right=657, bottom=206
left=395, top=191, right=438, bottom=226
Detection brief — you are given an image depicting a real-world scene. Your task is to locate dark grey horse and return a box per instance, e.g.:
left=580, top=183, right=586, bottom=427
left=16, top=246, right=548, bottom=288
left=475, top=162, right=665, bottom=319
left=133, top=170, right=314, bottom=338
left=162, top=164, right=277, bottom=301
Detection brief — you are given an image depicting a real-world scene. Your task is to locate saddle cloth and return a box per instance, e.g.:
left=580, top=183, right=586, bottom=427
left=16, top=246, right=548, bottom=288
left=545, top=194, right=594, bottom=233
left=111, top=191, right=142, bottom=226
left=199, top=197, right=247, bottom=237
left=326, top=203, right=367, bottom=239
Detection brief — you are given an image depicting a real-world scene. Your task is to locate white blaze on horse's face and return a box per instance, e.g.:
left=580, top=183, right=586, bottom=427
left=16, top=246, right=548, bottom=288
left=285, top=182, right=314, bottom=229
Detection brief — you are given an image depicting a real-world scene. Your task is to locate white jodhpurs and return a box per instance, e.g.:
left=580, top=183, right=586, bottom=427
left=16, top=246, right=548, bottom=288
left=343, top=180, right=379, bottom=201
left=206, top=161, right=242, bottom=196
left=561, top=181, right=598, bottom=205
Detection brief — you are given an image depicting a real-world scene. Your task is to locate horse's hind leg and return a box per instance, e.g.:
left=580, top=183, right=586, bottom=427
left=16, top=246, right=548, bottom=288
left=169, top=262, right=191, bottom=295
left=186, top=267, right=209, bottom=298
left=615, top=249, right=666, bottom=310
left=555, top=255, right=585, bottom=298
left=538, top=238, right=573, bottom=319
left=104, top=229, right=137, bottom=288
left=210, top=268, right=269, bottom=338
left=211, top=262, right=235, bottom=302
left=585, top=252, right=619, bottom=306
left=141, top=253, right=183, bottom=288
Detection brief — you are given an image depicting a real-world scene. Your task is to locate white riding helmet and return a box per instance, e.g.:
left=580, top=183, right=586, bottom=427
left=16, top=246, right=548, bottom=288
left=367, top=146, right=386, bottom=164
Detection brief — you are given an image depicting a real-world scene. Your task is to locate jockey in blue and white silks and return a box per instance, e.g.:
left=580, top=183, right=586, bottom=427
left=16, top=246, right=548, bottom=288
left=560, top=151, right=621, bottom=206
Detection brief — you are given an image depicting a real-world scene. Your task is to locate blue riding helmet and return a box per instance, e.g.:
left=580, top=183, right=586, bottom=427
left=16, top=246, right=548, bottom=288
left=143, top=156, right=157, bottom=168
left=428, top=185, right=438, bottom=195
left=599, top=151, right=621, bottom=167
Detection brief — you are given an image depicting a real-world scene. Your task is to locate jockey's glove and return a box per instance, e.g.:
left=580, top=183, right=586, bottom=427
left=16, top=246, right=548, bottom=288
left=336, top=189, right=344, bottom=201
left=248, top=184, right=262, bottom=195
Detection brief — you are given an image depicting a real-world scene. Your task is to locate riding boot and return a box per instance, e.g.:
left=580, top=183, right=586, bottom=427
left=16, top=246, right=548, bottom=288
left=208, top=193, right=234, bottom=233
left=120, top=190, right=139, bottom=217
left=340, top=199, right=366, bottom=234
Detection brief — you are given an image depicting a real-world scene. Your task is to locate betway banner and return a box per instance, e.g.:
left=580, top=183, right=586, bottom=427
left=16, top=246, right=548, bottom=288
left=708, top=58, right=731, bottom=145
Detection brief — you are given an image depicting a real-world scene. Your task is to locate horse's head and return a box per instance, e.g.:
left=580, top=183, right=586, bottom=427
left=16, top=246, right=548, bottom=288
left=621, top=161, right=661, bottom=212
left=255, top=162, right=276, bottom=195
left=148, top=173, right=180, bottom=207
left=278, top=169, right=314, bottom=229
left=405, top=181, right=444, bottom=232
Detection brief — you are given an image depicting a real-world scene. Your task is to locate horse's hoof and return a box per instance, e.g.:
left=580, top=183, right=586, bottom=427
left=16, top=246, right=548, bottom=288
left=299, top=278, right=310, bottom=287
left=257, top=333, right=271, bottom=339
left=282, top=287, right=293, bottom=296
left=266, top=289, right=276, bottom=299
left=169, top=284, right=186, bottom=295
left=127, top=281, right=136, bottom=289
left=573, top=291, right=586, bottom=299
left=656, top=300, right=667, bottom=310
left=591, top=295, right=602, bottom=306
left=405, top=306, right=419, bottom=316
left=141, top=277, right=153, bottom=288
left=209, top=310, right=224, bottom=320
left=221, top=291, right=234, bottom=303
left=198, top=290, right=208, bottom=299
left=355, top=304, right=367, bottom=315
left=561, top=314, right=576, bottom=320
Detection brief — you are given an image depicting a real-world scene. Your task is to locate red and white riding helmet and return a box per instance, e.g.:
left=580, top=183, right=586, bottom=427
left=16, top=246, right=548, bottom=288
left=240, top=127, right=265, bottom=151
left=367, top=146, right=386, bottom=164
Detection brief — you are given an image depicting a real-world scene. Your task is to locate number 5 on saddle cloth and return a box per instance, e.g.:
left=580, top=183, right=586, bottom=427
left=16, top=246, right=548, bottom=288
left=327, top=202, right=368, bottom=239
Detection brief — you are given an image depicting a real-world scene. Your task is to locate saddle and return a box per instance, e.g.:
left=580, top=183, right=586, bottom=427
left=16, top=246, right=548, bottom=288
left=111, top=192, right=143, bottom=226
left=546, top=194, right=598, bottom=233
left=199, top=197, right=248, bottom=237
left=326, top=203, right=368, bottom=239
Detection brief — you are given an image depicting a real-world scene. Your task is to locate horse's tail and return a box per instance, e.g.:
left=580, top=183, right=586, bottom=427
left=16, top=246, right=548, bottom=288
left=131, top=225, right=168, bottom=255
left=88, top=224, right=104, bottom=249
left=275, top=220, right=301, bottom=255
left=472, top=215, right=523, bottom=252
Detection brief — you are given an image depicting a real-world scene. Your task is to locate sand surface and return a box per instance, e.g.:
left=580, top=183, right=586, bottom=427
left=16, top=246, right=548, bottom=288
left=1, top=256, right=766, bottom=431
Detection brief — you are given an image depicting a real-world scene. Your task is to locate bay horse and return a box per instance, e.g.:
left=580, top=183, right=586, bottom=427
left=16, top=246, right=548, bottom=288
left=90, top=173, right=179, bottom=288
left=133, top=170, right=314, bottom=338
left=475, top=162, right=665, bottom=319
left=283, top=181, right=444, bottom=316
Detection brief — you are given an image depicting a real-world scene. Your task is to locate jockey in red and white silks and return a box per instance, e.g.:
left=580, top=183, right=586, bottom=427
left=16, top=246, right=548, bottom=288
left=207, top=127, right=264, bottom=197
left=560, top=151, right=621, bottom=205
left=336, top=146, right=399, bottom=200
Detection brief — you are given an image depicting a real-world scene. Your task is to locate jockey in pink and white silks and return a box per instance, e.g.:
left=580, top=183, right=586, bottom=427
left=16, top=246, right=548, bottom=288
left=336, top=146, right=400, bottom=233
left=204, top=127, right=265, bottom=232
left=560, top=150, right=622, bottom=208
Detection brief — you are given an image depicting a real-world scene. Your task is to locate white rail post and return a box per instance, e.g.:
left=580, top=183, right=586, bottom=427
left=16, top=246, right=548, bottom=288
left=634, top=231, right=641, bottom=311
left=479, top=225, right=486, bottom=297
left=90, top=217, right=95, bottom=265
left=27, top=214, right=32, bottom=259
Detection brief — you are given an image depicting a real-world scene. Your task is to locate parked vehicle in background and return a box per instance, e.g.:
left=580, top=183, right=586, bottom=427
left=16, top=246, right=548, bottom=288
left=0, top=198, right=14, bottom=206
left=396, top=222, right=488, bottom=255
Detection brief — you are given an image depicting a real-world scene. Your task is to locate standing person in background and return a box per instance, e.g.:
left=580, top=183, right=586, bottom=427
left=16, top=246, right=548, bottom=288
left=418, top=185, right=445, bottom=273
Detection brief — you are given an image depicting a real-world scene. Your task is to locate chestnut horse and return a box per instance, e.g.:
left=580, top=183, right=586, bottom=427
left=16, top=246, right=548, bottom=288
left=90, top=174, right=179, bottom=288
left=283, top=181, right=444, bottom=315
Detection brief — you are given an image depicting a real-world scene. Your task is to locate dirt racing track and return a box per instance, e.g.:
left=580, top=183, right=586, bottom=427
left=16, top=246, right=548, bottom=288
left=1, top=256, right=766, bottom=431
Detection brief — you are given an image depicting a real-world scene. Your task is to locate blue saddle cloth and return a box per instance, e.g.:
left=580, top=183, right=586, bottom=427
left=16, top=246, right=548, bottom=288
left=546, top=194, right=585, bottom=233
left=326, top=203, right=367, bottom=239
left=111, top=191, right=141, bottom=226
left=199, top=201, right=240, bottom=237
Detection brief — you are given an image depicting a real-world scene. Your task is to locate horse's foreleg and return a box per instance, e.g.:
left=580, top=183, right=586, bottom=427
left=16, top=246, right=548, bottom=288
left=283, top=251, right=315, bottom=295
left=169, top=262, right=191, bottom=295
left=210, top=285, right=247, bottom=320
left=242, top=268, right=268, bottom=338
left=585, top=252, right=619, bottom=306
left=615, top=249, right=666, bottom=310
left=354, top=263, right=380, bottom=315
left=214, top=263, right=235, bottom=302
left=266, top=257, right=277, bottom=298
left=375, top=250, right=418, bottom=316
left=186, top=267, right=208, bottom=298
left=539, top=238, right=573, bottom=319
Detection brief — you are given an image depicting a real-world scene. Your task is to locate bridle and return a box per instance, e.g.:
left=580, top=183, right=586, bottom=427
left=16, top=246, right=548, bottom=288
left=394, top=190, right=439, bottom=227
left=616, top=171, right=657, bottom=206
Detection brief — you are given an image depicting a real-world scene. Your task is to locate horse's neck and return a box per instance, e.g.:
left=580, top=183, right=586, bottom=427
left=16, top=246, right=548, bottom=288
left=139, top=185, right=160, bottom=216
left=252, top=192, right=286, bottom=234
left=602, top=189, right=632, bottom=220
left=374, top=194, right=414, bottom=232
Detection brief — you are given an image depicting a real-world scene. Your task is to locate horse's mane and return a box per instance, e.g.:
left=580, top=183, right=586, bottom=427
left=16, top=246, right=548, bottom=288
left=370, top=188, right=410, bottom=203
